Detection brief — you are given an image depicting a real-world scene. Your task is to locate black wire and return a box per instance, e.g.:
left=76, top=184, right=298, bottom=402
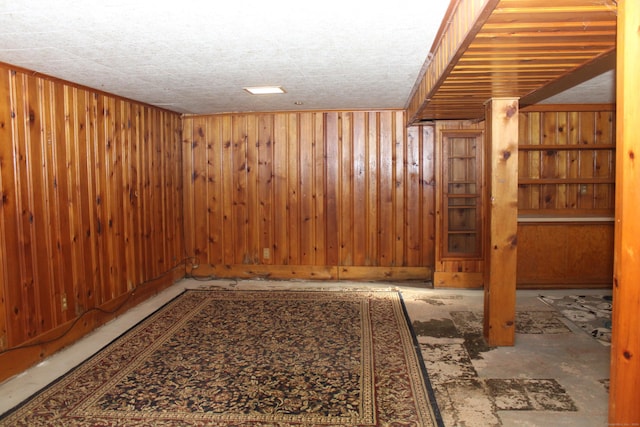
left=0, top=256, right=202, bottom=356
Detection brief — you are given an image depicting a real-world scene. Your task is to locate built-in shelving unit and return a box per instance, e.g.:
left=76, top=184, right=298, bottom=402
left=516, top=108, right=616, bottom=288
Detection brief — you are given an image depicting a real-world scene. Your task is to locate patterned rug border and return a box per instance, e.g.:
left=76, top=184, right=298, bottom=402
left=398, top=292, right=444, bottom=426
left=1, top=288, right=444, bottom=427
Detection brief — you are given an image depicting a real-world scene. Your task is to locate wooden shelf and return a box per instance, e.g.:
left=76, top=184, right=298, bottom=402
left=518, top=215, right=614, bottom=223
left=518, top=177, right=614, bottom=185
left=519, top=144, right=615, bottom=151
left=444, top=193, right=478, bottom=197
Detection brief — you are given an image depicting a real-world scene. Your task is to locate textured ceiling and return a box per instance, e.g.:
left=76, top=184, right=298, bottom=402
left=536, top=69, right=615, bottom=105
left=0, top=0, right=615, bottom=116
left=0, top=0, right=451, bottom=114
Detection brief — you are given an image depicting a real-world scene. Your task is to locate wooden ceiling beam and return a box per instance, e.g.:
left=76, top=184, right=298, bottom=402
left=520, top=49, right=616, bottom=107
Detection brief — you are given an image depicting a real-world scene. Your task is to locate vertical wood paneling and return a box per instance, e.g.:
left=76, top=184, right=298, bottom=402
left=518, top=108, right=615, bottom=213
left=339, top=113, right=353, bottom=266
left=286, top=114, right=300, bottom=266
left=84, top=93, right=100, bottom=309
left=181, top=118, right=194, bottom=266
left=378, top=112, right=394, bottom=267
left=208, top=116, right=224, bottom=265
left=393, top=111, right=405, bottom=267
left=299, top=113, right=314, bottom=265
left=120, top=100, right=133, bottom=292
left=246, top=115, right=259, bottom=265
left=352, top=112, right=366, bottom=266
left=406, top=126, right=421, bottom=266
left=233, top=115, right=249, bottom=264
left=273, top=114, right=289, bottom=265
left=0, top=71, right=15, bottom=349
left=94, top=94, right=107, bottom=303
left=0, top=64, right=184, bottom=379
left=421, top=126, right=436, bottom=267
left=312, top=113, right=326, bottom=266
left=257, top=115, right=273, bottom=265
left=18, top=73, right=39, bottom=339
left=324, top=113, right=340, bottom=267
left=366, top=113, right=379, bottom=265
left=182, top=111, right=435, bottom=280
left=192, top=118, right=208, bottom=263
left=221, top=115, right=234, bottom=264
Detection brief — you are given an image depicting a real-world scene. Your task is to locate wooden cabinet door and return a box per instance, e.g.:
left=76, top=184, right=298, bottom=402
left=441, top=130, right=483, bottom=258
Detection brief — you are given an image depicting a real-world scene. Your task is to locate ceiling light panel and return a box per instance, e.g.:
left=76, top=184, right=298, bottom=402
left=243, top=86, right=286, bottom=95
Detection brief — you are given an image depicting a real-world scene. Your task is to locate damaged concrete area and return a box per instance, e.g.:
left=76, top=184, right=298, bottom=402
left=402, top=288, right=611, bottom=427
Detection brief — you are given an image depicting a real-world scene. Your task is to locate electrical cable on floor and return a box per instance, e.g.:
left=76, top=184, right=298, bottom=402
left=0, top=256, right=202, bottom=357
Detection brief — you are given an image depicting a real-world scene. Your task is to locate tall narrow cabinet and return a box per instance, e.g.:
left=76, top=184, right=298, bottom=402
left=434, top=129, right=484, bottom=287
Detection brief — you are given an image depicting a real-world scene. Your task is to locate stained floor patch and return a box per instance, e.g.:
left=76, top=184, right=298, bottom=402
left=413, top=318, right=460, bottom=338
left=462, top=332, right=495, bottom=360
left=420, top=342, right=477, bottom=382
left=451, top=310, right=571, bottom=334
left=486, top=378, right=577, bottom=411
left=514, top=311, right=570, bottom=334
left=433, top=378, right=501, bottom=427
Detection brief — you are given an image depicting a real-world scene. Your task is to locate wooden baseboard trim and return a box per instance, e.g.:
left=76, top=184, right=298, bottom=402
left=190, top=264, right=433, bottom=282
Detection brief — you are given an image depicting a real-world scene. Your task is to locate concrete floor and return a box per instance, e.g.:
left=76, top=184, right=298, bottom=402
left=0, top=278, right=611, bottom=426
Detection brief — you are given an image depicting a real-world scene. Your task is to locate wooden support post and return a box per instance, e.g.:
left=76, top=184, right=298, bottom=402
left=483, top=97, right=519, bottom=346
left=609, top=0, right=640, bottom=423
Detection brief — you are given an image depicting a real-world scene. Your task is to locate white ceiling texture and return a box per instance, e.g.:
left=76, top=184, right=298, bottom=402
left=0, top=0, right=614, bottom=116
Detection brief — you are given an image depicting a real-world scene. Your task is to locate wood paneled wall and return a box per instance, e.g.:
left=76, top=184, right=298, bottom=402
left=518, top=108, right=616, bottom=213
left=0, top=65, right=184, bottom=380
left=182, top=111, right=435, bottom=280
left=517, top=222, right=614, bottom=288
left=516, top=106, right=615, bottom=288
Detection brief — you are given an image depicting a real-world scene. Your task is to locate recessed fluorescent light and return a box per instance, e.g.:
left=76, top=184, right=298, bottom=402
left=243, top=86, right=286, bottom=95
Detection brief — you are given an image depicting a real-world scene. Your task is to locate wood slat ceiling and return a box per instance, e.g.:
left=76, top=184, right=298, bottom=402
left=407, top=0, right=618, bottom=123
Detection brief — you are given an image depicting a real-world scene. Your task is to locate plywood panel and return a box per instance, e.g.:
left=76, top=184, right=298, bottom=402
left=517, top=222, right=613, bottom=287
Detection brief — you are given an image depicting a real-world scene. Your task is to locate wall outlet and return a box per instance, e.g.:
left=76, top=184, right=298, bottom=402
left=263, top=248, right=271, bottom=260
left=61, top=294, right=68, bottom=311
left=580, top=184, right=588, bottom=195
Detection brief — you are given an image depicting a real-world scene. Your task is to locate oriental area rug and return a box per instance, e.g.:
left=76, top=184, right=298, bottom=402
left=1, top=289, right=442, bottom=426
